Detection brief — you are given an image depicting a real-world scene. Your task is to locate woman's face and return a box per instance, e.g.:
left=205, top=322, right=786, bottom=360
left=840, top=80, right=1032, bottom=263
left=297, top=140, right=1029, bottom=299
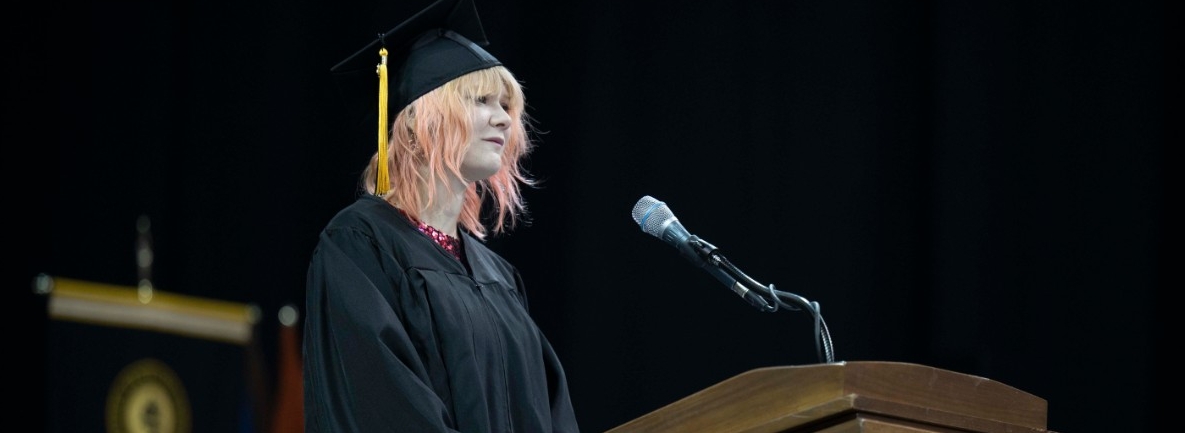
left=460, top=88, right=511, bottom=182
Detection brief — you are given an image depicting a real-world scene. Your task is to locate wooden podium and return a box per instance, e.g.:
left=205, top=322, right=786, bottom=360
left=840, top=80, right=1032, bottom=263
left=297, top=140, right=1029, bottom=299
left=606, top=361, right=1048, bottom=433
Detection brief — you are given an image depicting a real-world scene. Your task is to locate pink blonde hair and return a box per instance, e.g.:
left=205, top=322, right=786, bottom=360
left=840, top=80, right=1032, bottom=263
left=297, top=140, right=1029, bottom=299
left=362, top=65, right=535, bottom=239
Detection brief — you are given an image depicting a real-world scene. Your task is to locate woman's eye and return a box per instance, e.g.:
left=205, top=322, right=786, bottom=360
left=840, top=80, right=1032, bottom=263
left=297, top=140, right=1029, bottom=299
left=475, top=96, right=488, bottom=104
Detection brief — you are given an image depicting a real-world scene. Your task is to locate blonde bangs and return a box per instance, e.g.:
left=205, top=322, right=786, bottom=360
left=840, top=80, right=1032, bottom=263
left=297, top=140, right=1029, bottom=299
left=447, top=67, right=525, bottom=115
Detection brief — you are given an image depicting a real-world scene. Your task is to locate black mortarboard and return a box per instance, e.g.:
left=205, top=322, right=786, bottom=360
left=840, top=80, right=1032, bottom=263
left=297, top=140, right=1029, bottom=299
left=331, top=0, right=502, bottom=195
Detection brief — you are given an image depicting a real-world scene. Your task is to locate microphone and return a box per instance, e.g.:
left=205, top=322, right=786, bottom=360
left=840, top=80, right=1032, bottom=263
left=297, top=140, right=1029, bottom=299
left=631, top=195, right=775, bottom=311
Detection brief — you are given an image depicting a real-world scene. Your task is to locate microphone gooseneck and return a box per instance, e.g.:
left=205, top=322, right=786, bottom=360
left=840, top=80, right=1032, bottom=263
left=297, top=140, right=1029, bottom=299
left=631, top=195, right=836, bottom=364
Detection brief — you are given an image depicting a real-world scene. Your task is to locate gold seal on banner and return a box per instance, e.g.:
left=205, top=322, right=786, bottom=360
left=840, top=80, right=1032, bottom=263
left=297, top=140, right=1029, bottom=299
left=105, top=358, right=192, bottom=433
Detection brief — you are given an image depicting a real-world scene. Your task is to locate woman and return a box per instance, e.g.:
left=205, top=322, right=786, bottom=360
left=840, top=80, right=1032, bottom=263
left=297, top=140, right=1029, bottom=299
left=302, top=1, right=579, bottom=431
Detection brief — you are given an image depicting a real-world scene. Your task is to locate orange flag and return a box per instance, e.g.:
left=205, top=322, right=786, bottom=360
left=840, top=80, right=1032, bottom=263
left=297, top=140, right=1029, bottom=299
left=269, top=317, right=303, bottom=433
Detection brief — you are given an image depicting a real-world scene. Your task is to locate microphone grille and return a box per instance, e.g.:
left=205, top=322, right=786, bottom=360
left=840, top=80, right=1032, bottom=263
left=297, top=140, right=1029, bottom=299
left=632, top=195, right=673, bottom=237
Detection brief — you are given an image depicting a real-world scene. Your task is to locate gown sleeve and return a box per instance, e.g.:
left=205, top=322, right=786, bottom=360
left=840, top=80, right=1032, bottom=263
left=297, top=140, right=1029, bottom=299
left=303, top=226, right=461, bottom=433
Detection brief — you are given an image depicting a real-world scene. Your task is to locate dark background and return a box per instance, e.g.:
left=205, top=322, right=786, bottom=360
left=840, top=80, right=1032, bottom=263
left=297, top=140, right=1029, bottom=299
left=14, top=0, right=1174, bottom=431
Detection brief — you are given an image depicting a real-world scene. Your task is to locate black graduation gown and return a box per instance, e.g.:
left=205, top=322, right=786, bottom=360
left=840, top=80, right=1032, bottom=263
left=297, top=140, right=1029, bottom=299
left=303, top=194, right=579, bottom=432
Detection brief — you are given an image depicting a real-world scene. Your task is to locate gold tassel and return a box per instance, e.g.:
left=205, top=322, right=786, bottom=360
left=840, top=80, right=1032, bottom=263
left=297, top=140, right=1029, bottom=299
left=375, top=48, right=391, bottom=196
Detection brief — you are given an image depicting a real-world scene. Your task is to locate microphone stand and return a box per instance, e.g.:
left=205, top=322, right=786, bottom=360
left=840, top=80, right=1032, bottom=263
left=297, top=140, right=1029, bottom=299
left=689, top=236, right=837, bottom=364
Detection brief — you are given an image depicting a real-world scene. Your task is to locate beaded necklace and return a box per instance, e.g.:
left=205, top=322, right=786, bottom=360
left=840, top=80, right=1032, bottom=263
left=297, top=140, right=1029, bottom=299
left=399, top=210, right=464, bottom=261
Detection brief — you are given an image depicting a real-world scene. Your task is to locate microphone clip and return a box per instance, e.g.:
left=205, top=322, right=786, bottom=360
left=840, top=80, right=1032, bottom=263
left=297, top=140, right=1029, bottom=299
left=687, top=235, right=777, bottom=312
left=687, top=235, right=721, bottom=263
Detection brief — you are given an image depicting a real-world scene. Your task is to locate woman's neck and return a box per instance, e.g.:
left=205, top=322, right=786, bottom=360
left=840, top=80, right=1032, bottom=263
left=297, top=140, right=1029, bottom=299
left=414, top=174, right=468, bottom=237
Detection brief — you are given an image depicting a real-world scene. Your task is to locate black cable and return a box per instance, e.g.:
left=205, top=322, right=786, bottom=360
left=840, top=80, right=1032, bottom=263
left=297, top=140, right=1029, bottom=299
left=712, top=255, right=837, bottom=364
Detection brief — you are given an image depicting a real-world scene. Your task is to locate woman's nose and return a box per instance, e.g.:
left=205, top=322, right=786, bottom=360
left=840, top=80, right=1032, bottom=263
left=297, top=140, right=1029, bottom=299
left=491, top=107, right=511, bottom=129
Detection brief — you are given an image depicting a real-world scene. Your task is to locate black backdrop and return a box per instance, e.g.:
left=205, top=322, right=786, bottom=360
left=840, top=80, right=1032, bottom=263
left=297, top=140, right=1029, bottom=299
left=15, top=0, right=1173, bottom=431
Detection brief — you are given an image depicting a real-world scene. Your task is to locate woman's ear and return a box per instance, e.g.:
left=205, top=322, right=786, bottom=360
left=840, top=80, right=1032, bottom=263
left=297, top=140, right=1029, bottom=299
left=404, top=106, right=416, bottom=130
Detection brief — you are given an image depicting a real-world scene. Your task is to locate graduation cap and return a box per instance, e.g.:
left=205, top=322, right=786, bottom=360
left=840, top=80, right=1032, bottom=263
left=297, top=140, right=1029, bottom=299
left=331, top=0, right=502, bottom=195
